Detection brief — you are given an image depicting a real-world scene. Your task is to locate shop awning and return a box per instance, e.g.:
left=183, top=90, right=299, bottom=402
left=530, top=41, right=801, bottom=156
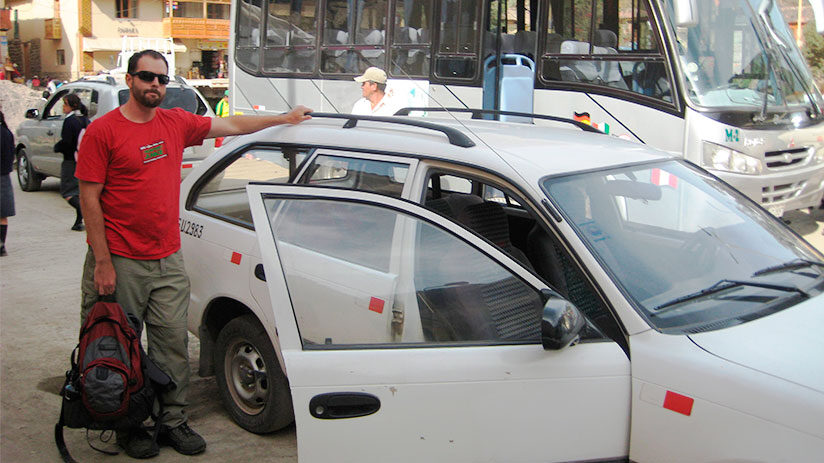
left=82, top=37, right=187, bottom=53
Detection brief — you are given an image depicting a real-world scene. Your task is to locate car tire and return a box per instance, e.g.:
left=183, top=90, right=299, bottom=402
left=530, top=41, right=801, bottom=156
left=16, top=148, right=43, bottom=192
left=214, top=314, right=294, bottom=434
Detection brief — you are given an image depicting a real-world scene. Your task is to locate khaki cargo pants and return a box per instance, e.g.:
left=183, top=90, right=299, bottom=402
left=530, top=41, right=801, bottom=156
left=81, top=247, right=191, bottom=428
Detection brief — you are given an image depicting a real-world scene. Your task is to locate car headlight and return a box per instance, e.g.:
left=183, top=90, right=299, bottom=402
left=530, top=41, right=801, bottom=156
left=701, top=141, right=763, bottom=175
left=814, top=147, right=824, bottom=164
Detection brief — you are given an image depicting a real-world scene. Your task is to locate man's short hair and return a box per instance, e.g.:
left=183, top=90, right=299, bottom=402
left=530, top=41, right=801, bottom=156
left=127, top=50, right=169, bottom=75
left=376, top=82, right=386, bottom=93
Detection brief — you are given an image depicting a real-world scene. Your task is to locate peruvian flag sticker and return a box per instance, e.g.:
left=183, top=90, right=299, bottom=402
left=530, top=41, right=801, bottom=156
left=651, top=168, right=678, bottom=188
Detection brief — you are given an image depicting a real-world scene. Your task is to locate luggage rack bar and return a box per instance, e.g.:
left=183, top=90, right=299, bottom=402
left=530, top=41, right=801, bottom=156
left=308, top=112, right=475, bottom=148
left=393, top=107, right=604, bottom=134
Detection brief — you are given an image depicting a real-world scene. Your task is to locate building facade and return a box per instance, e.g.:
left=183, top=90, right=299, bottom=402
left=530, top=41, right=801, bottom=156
left=2, top=0, right=228, bottom=82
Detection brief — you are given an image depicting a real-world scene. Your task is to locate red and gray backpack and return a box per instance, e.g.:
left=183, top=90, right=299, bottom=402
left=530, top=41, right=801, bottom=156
left=55, top=298, right=172, bottom=462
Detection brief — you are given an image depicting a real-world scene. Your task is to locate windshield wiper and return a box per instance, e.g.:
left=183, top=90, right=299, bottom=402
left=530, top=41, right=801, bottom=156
left=752, top=258, right=824, bottom=277
left=652, top=279, right=807, bottom=314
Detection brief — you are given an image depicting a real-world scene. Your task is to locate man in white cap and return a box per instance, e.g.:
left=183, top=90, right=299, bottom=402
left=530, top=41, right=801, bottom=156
left=351, top=67, right=399, bottom=116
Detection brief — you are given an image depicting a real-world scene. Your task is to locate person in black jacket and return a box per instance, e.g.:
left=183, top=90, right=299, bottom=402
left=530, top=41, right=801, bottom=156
left=1, top=106, right=15, bottom=256
left=54, top=93, right=89, bottom=231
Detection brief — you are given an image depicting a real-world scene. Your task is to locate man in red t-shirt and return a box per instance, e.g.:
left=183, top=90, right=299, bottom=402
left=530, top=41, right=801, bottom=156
left=76, top=49, right=311, bottom=459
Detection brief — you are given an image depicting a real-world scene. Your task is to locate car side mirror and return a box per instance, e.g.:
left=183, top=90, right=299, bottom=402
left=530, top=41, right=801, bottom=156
left=42, top=90, right=51, bottom=99
left=540, top=290, right=585, bottom=350
left=25, top=109, right=39, bottom=119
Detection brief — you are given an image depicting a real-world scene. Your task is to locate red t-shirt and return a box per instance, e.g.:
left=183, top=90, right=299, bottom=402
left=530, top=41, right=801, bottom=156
left=76, top=107, right=211, bottom=259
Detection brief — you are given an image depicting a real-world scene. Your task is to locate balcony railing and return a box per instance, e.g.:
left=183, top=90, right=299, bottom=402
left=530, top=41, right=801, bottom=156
left=45, top=18, right=62, bottom=40
left=162, top=18, right=229, bottom=40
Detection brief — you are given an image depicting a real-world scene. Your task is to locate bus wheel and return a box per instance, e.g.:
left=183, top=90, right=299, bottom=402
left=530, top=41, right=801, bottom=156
left=214, top=315, right=294, bottom=434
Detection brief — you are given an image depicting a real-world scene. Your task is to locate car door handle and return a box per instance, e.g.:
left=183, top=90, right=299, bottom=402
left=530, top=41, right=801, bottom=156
left=47, top=130, right=54, bottom=136
left=309, top=392, right=380, bottom=419
left=254, top=263, right=266, bottom=281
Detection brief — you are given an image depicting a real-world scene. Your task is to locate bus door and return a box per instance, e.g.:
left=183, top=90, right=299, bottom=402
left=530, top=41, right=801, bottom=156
left=481, top=0, right=539, bottom=121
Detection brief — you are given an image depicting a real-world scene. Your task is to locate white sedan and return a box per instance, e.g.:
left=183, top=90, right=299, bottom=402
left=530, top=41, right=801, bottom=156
left=179, top=112, right=824, bottom=462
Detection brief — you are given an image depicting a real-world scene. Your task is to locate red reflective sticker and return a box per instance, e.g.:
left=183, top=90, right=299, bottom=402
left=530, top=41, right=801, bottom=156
left=182, top=163, right=193, bottom=169
left=230, top=252, right=242, bottom=265
left=663, top=390, right=694, bottom=416
left=368, top=297, right=385, bottom=314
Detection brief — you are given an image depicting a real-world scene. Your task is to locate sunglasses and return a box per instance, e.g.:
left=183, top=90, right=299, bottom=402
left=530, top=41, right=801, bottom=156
left=130, top=71, right=170, bottom=85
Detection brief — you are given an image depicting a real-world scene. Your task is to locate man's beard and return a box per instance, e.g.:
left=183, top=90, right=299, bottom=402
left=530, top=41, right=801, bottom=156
left=133, top=88, right=164, bottom=108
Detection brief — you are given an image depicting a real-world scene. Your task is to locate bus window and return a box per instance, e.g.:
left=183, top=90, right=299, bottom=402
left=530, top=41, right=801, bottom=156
left=321, top=0, right=389, bottom=74
left=485, top=0, right=538, bottom=60
left=263, top=0, right=317, bottom=74
left=434, top=0, right=480, bottom=80
left=541, top=0, right=673, bottom=104
left=236, top=0, right=264, bottom=71
left=390, top=0, right=433, bottom=77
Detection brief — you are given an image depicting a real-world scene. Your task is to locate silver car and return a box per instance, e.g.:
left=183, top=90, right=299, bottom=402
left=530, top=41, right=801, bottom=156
left=14, top=74, right=215, bottom=191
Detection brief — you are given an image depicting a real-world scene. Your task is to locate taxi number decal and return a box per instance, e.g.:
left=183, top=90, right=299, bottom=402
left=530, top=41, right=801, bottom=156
left=179, top=218, right=204, bottom=238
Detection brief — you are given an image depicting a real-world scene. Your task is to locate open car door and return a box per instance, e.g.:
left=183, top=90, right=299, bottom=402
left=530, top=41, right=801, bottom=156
left=247, top=184, right=632, bottom=462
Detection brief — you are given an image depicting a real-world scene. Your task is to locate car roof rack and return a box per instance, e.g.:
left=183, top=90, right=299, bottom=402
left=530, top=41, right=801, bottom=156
left=308, top=112, right=476, bottom=148
left=76, top=75, right=117, bottom=86
left=393, top=107, right=604, bottom=134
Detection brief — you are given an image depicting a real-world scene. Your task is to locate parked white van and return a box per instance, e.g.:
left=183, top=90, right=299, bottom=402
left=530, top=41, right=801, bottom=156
left=180, top=111, right=824, bottom=462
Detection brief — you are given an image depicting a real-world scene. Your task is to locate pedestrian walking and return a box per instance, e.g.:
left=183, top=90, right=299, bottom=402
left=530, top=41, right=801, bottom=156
left=351, top=67, right=399, bottom=116
left=75, top=48, right=311, bottom=459
left=53, top=93, right=89, bottom=231
left=215, top=90, right=230, bottom=117
left=0, top=106, right=15, bottom=257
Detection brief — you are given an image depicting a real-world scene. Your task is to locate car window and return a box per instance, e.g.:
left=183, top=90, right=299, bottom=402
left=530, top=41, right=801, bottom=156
left=263, top=196, right=544, bottom=347
left=193, top=147, right=310, bottom=225
left=118, top=87, right=208, bottom=115
left=72, top=88, right=99, bottom=117
left=300, top=154, right=410, bottom=198
left=43, top=89, right=71, bottom=119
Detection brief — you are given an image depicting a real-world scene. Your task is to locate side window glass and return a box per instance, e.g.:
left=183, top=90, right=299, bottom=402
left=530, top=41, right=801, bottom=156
left=236, top=0, right=264, bottom=71
left=390, top=0, right=432, bottom=77
left=434, top=0, right=479, bottom=80
left=44, top=89, right=71, bottom=119
left=72, top=88, right=94, bottom=116
left=262, top=0, right=317, bottom=74
left=300, top=155, right=409, bottom=198
left=321, top=0, right=389, bottom=74
left=264, top=197, right=543, bottom=347
left=542, top=0, right=672, bottom=103
left=194, top=147, right=309, bottom=225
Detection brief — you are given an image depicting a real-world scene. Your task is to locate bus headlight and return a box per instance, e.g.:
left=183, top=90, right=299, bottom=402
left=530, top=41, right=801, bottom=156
left=702, top=141, right=763, bottom=175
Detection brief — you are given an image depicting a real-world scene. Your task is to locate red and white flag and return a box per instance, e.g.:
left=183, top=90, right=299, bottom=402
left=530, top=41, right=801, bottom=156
left=651, top=168, right=678, bottom=188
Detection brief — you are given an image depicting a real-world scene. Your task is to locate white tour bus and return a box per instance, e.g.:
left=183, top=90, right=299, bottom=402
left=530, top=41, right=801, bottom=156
left=228, top=0, right=824, bottom=216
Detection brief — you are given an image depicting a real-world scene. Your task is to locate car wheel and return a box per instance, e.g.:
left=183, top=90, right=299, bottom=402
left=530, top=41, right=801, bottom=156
left=16, top=149, right=42, bottom=192
left=214, top=314, right=294, bottom=434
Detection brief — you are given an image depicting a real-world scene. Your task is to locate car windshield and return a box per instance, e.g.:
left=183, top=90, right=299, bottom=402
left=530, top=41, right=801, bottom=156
left=541, top=160, right=824, bottom=334
left=118, top=87, right=205, bottom=114
left=663, top=0, right=823, bottom=117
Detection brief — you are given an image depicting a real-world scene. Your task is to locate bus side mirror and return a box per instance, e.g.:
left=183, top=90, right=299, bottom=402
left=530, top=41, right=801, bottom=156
left=674, top=0, right=698, bottom=27
left=540, top=291, right=585, bottom=350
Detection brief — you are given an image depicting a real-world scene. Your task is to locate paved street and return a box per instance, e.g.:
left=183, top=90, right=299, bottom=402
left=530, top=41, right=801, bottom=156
left=2, top=175, right=824, bottom=462
left=0, top=178, right=297, bottom=462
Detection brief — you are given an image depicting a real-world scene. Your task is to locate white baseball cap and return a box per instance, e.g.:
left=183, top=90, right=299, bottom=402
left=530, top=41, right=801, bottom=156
left=353, top=67, right=387, bottom=84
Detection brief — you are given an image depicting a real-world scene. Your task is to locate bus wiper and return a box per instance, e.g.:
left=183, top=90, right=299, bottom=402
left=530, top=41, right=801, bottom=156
left=752, top=258, right=824, bottom=277
left=653, top=279, right=807, bottom=313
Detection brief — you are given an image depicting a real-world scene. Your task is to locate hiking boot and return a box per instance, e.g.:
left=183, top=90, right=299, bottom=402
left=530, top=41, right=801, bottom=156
left=159, top=422, right=206, bottom=455
left=116, top=429, right=160, bottom=459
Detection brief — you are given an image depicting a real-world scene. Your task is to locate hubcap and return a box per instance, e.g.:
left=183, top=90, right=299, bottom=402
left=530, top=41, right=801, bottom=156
left=18, top=155, right=29, bottom=186
left=224, top=339, right=268, bottom=415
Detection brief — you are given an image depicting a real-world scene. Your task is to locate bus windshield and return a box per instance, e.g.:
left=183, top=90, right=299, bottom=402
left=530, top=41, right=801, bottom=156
left=664, top=0, right=824, bottom=116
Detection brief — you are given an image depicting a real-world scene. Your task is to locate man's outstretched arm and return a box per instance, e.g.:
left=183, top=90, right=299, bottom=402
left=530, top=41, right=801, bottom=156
left=206, top=105, right=312, bottom=139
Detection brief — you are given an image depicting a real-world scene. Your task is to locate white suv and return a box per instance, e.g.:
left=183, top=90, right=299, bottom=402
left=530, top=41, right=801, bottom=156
left=14, top=75, right=215, bottom=191
left=180, top=111, right=824, bottom=462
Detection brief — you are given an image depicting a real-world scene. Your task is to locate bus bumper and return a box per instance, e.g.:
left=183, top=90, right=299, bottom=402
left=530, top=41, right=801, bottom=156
left=711, top=164, right=824, bottom=216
